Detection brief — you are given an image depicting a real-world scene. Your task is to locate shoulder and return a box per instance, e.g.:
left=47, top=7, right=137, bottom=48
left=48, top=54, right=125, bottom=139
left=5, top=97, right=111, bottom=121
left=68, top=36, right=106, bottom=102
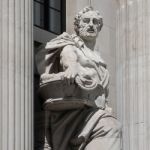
left=62, top=44, right=75, bottom=51
left=61, top=45, right=77, bottom=56
left=45, top=32, right=75, bottom=50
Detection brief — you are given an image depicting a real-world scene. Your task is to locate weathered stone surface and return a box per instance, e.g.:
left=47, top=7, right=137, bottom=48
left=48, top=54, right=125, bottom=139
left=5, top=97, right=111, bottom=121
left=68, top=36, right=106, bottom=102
left=39, top=6, right=122, bottom=150
left=66, top=0, right=118, bottom=116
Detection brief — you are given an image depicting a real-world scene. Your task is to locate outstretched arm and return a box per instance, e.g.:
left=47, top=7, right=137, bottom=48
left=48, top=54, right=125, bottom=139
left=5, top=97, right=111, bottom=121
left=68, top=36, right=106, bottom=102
left=60, top=45, right=78, bottom=84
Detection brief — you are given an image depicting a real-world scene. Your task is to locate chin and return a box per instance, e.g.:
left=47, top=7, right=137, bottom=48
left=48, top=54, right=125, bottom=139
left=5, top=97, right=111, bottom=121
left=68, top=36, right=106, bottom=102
left=82, top=34, right=97, bottom=41
left=86, top=36, right=96, bottom=41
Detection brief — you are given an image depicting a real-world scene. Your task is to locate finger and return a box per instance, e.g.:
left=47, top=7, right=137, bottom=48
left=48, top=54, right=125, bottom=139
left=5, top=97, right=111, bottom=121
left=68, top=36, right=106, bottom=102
left=64, top=74, right=68, bottom=84
left=64, top=70, right=70, bottom=79
left=70, top=74, right=75, bottom=84
left=67, top=76, right=71, bottom=85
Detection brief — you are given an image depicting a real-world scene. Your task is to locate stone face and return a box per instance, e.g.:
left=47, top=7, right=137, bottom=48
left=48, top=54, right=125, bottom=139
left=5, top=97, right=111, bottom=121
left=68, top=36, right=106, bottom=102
left=0, top=0, right=33, bottom=150
left=39, top=6, right=121, bottom=150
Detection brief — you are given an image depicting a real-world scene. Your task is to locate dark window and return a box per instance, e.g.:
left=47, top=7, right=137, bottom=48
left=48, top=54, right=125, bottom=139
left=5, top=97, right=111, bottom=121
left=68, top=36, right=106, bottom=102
left=49, top=0, right=61, bottom=10
left=34, top=0, right=66, bottom=34
left=34, top=1, right=44, bottom=28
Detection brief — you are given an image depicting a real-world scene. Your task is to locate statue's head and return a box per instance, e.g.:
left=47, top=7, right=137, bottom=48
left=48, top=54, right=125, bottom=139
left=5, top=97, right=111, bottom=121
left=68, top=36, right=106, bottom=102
left=74, top=6, right=103, bottom=41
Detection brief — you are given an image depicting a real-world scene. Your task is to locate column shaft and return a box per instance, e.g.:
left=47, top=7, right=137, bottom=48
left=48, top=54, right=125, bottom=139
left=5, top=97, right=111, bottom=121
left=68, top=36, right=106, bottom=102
left=116, top=0, right=150, bottom=149
left=0, top=0, right=33, bottom=150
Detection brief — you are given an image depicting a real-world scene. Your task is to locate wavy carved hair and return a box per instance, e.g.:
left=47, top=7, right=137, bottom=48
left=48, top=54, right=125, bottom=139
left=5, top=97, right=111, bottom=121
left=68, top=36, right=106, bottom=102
left=74, top=6, right=103, bottom=35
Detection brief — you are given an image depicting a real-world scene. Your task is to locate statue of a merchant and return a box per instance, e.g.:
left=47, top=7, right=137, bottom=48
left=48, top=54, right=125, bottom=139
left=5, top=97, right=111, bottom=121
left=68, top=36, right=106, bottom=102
left=39, top=6, right=122, bottom=150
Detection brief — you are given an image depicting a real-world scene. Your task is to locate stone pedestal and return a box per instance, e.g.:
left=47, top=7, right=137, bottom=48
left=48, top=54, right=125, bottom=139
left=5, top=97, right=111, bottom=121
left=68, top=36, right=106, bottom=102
left=0, top=0, right=33, bottom=150
left=116, top=0, right=150, bottom=149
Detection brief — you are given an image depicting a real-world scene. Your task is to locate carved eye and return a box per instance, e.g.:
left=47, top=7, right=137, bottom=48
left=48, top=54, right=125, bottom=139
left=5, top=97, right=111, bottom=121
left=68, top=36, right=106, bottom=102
left=83, top=18, right=90, bottom=23
left=93, top=18, right=99, bottom=25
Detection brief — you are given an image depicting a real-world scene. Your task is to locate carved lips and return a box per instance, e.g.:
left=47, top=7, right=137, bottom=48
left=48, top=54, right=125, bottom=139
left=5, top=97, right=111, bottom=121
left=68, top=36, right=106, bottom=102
left=87, top=27, right=95, bottom=33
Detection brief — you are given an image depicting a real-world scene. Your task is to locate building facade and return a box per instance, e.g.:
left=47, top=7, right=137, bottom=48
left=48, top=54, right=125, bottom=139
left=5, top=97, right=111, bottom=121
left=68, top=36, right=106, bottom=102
left=0, top=0, right=150, bottom=150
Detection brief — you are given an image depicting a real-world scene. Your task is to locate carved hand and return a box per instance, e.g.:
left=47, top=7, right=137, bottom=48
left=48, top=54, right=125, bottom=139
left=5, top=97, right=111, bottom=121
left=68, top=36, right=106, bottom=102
left=63, top=67, right=78, bottom=85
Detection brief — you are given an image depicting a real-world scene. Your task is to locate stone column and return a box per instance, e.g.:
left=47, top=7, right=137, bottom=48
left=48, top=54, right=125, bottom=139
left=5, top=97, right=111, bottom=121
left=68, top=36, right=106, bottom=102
left=116, top=0, right=150, bottom=149
left=0, top=0, right=33, bottom=150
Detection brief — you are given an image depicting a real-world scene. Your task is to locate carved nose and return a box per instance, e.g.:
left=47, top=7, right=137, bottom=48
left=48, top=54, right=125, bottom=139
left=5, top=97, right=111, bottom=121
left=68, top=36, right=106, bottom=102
left=89, top=20, right=93, bottom=27
left=89, top=22, right=93, bottom=27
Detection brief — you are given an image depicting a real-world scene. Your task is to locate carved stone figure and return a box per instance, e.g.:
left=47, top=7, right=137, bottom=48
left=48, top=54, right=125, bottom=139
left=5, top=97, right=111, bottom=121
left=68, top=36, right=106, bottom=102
left=39, top=6, right=122, bottom=150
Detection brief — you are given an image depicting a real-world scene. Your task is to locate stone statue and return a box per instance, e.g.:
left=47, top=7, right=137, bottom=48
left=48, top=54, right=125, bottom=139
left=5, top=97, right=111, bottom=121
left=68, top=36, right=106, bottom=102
left=39, top=6, right=122, bottom=150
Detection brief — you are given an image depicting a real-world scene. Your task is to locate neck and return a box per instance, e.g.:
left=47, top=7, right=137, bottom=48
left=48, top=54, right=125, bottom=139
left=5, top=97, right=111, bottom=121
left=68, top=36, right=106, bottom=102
left=83, top=38, right=96, bottom=50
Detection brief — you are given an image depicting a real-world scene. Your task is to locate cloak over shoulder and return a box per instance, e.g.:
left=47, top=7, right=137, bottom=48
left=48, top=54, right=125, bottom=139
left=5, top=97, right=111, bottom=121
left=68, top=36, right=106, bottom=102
left=44, top=32, right=107, bottom=74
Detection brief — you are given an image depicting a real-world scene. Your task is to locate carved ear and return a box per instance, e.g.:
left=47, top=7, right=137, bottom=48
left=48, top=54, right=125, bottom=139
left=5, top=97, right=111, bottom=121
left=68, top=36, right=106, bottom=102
left=98, top=18, right=103, bottom=31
